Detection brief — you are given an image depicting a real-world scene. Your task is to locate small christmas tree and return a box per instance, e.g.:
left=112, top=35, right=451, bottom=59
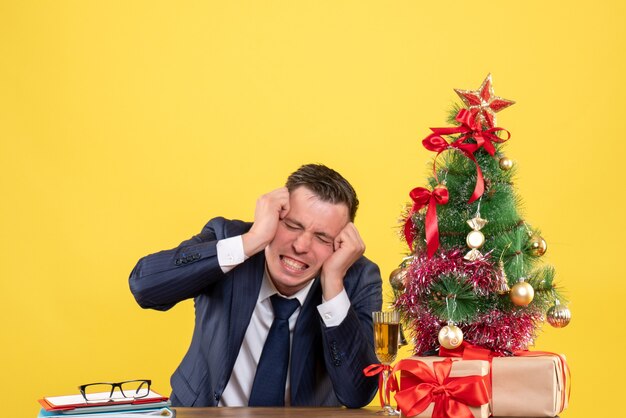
left=393, top=74, right=571, bottom=356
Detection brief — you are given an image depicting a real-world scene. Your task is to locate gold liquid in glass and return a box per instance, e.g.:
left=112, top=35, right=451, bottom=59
left=372, top=311, right=400, bottom=416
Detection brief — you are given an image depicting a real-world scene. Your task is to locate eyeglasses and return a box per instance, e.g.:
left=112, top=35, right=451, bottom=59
left=79, top=380, right=151, bottom=402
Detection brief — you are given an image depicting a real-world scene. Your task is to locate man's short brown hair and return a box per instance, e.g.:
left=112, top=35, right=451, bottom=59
left=286, top=164, right=359, bottom=222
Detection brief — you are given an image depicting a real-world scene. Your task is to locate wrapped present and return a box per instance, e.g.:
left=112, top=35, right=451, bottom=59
left=439, top=343, right=570, bottom=417
left=491, top=354, right=569, bottom=417
left=393, top=357, right=490, bottom=418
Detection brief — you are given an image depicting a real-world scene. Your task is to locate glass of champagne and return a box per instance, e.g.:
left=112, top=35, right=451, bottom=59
left=372, top=311, right=400, bottom=416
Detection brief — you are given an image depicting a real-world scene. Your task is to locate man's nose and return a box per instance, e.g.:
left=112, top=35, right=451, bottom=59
left=292, top=232, right=311, bottom=254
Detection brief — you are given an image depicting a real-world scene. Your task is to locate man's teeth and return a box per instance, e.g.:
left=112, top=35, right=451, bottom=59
left=282, top=257, right=307, bottom=270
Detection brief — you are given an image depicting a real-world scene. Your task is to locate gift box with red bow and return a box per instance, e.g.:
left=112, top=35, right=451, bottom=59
left=396, top=353, right=569, bottom=417
left=393, top=357, right=491, bottom=418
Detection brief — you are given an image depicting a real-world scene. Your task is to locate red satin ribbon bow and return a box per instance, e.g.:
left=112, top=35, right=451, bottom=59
left=453, top=108, right=510, bottom=156
left=393, top=358, right=489, bottom=418
left=422, top=108, right=511, bottom=204
left=438, top=341, right=497, bottom=401
left=404, top=186, right=449, bottom=258
left=363, top=363, right=399, bottom=408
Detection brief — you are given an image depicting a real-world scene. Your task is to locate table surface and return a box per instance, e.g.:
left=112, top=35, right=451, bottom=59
left=173, top=407, right=390, bottom=417
left=172, top=407, right=560, bottom=417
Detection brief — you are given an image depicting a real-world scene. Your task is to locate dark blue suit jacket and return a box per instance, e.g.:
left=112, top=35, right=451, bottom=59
left=129, top=217, right=382, bottom=408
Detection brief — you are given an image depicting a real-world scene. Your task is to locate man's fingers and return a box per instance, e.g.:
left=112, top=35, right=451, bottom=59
left=279, top=201, right=290, bottom=219
left=333, top=223, right=365, bottom=254
left=246, top=187, right=290, bottom=255
left=256, top=187, right=289, bottom=218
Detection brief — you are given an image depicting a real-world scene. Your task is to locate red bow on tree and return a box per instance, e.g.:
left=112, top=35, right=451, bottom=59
left=404, top=185, right=449, bottom=258
left=422, top=108, right=510, bottom=203
left=393, top=358, right=490, bottom=418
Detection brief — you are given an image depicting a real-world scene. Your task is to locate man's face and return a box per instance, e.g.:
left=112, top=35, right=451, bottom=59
left=265, top=186, right=350, bottom=296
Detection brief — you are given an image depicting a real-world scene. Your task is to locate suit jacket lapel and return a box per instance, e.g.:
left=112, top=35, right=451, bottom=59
left=290, top=277, right=322, bottom=404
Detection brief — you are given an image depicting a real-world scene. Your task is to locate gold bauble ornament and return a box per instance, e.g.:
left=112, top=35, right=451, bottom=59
left=438, top=324, right=464, bottom=349
left=510, top=278, right=534, bottom=307
left=528, top=235, right=548, bottom=257
left=389, top=267, right=408, bottom=291
left=546, top=300, right=571, bottom=328
left=499, top=157, right=513, bottom=170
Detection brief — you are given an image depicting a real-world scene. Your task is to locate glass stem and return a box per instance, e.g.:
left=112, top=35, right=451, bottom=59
left=382, top=367, right=392, bottom=411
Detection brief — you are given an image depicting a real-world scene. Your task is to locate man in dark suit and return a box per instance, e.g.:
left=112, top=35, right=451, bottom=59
left=129, top=164, right=382, bottom=408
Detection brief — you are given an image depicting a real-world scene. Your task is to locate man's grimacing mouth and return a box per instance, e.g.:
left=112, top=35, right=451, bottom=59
left=280, top=255, right=309, bottom=271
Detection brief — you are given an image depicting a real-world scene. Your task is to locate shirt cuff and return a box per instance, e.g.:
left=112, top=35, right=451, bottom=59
left=216, top=235, right=248, bottom=273
left=317, top=288, right=350, bottom=327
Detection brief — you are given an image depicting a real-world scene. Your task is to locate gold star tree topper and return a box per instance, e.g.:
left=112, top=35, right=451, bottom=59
left=454, top=74, right=515, bottom=128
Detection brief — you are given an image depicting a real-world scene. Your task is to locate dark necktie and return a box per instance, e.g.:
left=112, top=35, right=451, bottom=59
left=248, top=294, right=301, bottom=406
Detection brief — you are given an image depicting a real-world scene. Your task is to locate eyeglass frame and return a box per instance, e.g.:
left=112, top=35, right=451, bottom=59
left=78, top=379, right=152, bottom=402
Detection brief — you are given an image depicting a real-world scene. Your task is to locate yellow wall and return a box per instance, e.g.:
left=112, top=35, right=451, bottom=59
left=1, top=1, right=624, bottom=416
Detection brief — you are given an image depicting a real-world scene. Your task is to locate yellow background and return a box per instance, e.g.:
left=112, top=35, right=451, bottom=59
left=1, top=1, right=623, bottom=417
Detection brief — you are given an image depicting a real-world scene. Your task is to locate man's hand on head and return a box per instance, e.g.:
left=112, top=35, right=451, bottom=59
left=319, top=222, right=365, bottom=300
left=242, top=187, right=290, bottom=257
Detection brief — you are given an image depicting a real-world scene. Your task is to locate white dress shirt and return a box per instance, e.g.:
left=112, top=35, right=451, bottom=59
left=216, top=235, right=350, bottom=406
